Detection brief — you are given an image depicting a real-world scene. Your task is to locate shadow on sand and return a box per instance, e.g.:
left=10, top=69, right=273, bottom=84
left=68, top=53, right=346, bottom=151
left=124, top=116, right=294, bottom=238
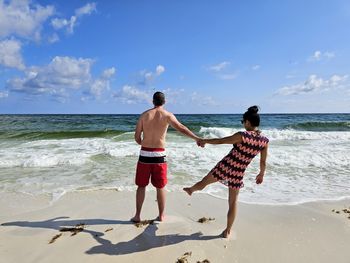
left=1, top=216, right=221, bottom=256
left=1, top=216, right=131, bottom=230
left=86, top=223, right=221, bottom=255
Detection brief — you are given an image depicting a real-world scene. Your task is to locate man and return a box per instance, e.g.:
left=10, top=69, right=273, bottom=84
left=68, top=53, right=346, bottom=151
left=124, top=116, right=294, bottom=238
left=132, top=91, right=200, bottom=222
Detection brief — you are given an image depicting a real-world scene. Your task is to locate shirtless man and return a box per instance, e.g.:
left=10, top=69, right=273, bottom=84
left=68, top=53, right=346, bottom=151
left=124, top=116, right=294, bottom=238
left=131, top=91, right=200, bottom=222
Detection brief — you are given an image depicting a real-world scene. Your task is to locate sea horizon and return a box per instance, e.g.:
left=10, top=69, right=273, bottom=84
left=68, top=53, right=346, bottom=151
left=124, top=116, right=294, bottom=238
left=1, top=112, right=349, bottom=115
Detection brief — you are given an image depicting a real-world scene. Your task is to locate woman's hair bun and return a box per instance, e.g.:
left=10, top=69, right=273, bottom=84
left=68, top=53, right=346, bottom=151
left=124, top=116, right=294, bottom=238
left=247, top=105, right=259, bottom=114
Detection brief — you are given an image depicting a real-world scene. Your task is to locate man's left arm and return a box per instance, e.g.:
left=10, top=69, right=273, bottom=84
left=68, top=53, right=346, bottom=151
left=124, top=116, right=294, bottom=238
left=168, top=113, right=199, bottom=141
left=134, top=117, right=143, bottom=145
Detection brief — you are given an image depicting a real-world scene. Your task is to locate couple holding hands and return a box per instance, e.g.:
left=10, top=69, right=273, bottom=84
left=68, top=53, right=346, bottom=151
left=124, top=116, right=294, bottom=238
left=132, top=92, right=269, bottom=238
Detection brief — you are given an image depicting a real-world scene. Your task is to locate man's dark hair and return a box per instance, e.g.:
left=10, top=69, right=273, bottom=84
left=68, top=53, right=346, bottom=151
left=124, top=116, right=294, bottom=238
left=153, top=91, right=165, bottom=106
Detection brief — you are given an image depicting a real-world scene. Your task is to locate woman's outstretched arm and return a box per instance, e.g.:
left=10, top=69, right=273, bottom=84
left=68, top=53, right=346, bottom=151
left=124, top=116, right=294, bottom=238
left=201, top=132, right=243, bottom=145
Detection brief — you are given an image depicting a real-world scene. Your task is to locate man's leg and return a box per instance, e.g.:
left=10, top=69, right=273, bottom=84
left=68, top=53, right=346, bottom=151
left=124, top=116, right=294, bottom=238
left=223, top=187, right=239, bottom=238
left=156, top=188, right=166, bottom=221
left=131, top=186, right=146, bottom=222
left=183, top=173, right=217, bottom=196
left=151, top=162, right=167, bottom=221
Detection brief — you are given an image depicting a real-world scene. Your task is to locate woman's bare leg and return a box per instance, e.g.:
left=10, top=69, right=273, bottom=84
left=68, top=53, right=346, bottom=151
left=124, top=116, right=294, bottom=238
left=223, top=187, right=239, bottom=238
left=183, top=173, right=218, bottom=196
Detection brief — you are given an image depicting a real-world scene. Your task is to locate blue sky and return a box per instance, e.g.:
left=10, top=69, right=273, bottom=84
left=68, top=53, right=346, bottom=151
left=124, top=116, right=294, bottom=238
left=0, top=0, right=350, bottom=114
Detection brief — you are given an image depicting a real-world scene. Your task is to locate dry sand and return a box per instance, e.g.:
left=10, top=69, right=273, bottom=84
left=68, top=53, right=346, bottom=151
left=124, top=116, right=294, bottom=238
left=0, top=190, right=349, bottom=263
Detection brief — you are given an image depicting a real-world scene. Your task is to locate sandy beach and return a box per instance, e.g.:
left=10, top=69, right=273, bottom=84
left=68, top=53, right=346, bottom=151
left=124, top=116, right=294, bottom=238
left=1, top=0, right=350, bottom=262
left=0, top=190, right=349, bottom=263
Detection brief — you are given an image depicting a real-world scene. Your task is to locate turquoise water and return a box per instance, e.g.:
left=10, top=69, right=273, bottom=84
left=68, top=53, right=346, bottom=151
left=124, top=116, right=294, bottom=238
left=0, top=114, right=349, bottom=204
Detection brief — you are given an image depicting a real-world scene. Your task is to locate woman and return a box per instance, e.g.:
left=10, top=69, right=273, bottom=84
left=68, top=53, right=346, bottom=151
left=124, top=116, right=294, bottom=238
left=184, top=106, right=269, bottom=238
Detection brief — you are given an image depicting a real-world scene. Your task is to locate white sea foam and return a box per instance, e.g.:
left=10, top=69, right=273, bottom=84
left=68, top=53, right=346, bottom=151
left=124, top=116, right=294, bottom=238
left=200, top=126, right=350, bottom=141
left=0, top=127, right=349, bottom=204
left=199, top=127, right=236, bottom=138
left=0, top=138, right=139, bottom=167
left=1, top=127, right=349, bottom=168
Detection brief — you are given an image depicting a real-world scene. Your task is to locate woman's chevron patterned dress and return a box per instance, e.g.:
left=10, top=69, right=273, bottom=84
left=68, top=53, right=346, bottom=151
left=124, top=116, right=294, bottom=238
left=210, top=130, right=269, bottom=189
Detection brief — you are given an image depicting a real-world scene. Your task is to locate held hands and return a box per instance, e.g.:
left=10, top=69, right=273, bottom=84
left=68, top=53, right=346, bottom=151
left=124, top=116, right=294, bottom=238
left=196, top=138, right=206, bottom=148
left=255, top=173, right=264, bottom=184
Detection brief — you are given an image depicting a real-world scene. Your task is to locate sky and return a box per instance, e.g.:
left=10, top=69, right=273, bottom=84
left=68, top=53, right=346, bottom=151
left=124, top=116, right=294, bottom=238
left=0, top=0, right=350, bottom=114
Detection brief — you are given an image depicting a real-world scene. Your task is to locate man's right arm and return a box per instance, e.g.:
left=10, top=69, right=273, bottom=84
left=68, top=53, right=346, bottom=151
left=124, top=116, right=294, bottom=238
left=168, top=113, right=199, bottom=141
left=134, top=116, right=143, bottom=145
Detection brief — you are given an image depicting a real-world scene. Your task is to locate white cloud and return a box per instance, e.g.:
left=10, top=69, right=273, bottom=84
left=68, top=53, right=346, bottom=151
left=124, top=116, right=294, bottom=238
left=323, top=51, right=335, bottom=59
left=8, top=56, right=115, bottom=101
left=308, top=50, right=335, bottom=62
left=113, top=85, right=151, bottom=104
left=276, top=74, right=348, bottom=96
left=252, top=65, right=261, bottom=70
left=101, top=67, right=116, bottom=79
left=138, top=65, right=165, bottom=85
left=156, top=65, right=165, bottom=75
left=191, top=92, right=217, bottom=106
left=112, top=86, right=184, bottom=105
left=114, top=86, right=185, bottom=105
left=0, top=0, right=54, bottom=40
left=0, top=90, right=9, bottom=98
left=0, top=39, right=25, bottom=70
left=144, top=72, right=153, bottom=80
left=85, top=67, right=116, bottom=98
left=312, top=50, right=322, bottom=61
left=51, top=17, right=72, bottom=30
left=207, top=61, right=238, bottom=80
left=113, top=85, right=217, bottom=108
left=208, top=61, right=230, bottom=72
left=75, top=2, right=97, bottom=16
left=48, top=33, right=59, bottom=43
left=218, top=72, right=238, bottom=80
left=51, top=2, right=96, bottom=34
left=51, top=16, right=77, bottom=34
left=89, top=79, right=106, bottom=97
left=159, top=88, right=185, bottom=105
left=7, top=56, right=94, bottom=97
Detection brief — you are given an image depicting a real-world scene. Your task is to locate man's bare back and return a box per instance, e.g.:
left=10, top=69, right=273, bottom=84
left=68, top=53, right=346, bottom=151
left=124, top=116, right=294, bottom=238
left=136, top=107, right=170, bottom=148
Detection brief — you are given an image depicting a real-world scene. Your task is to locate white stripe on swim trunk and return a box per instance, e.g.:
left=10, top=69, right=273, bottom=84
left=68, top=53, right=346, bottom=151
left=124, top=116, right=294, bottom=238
left=140, top=150, right=166, bottom=157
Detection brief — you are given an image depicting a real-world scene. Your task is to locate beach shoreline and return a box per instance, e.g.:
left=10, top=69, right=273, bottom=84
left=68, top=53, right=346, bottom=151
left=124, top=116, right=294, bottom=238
left=1, top=190, right=349, bottom=263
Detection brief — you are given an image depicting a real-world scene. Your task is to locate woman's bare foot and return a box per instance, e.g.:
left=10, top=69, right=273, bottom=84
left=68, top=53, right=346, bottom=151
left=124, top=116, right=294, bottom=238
left=183, top=187, right=193, bottom=196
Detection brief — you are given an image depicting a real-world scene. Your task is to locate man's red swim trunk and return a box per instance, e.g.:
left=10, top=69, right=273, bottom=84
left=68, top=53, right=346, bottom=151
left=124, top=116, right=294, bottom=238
left=135, top=147, right=167, bottom=188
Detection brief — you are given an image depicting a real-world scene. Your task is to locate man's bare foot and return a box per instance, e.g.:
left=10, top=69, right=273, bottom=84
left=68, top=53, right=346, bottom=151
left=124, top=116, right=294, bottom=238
left=221, top=229, right=231, bottom=238
left=156, top=215, right=165, bottom=222
left=183, top=187, right=193, bottom=196
left=131, top=216, right=141, bottom=223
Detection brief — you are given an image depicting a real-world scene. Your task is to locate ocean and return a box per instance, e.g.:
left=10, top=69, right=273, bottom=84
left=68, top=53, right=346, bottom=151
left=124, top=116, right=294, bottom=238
left=0, top=114, right=349, bottom=205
